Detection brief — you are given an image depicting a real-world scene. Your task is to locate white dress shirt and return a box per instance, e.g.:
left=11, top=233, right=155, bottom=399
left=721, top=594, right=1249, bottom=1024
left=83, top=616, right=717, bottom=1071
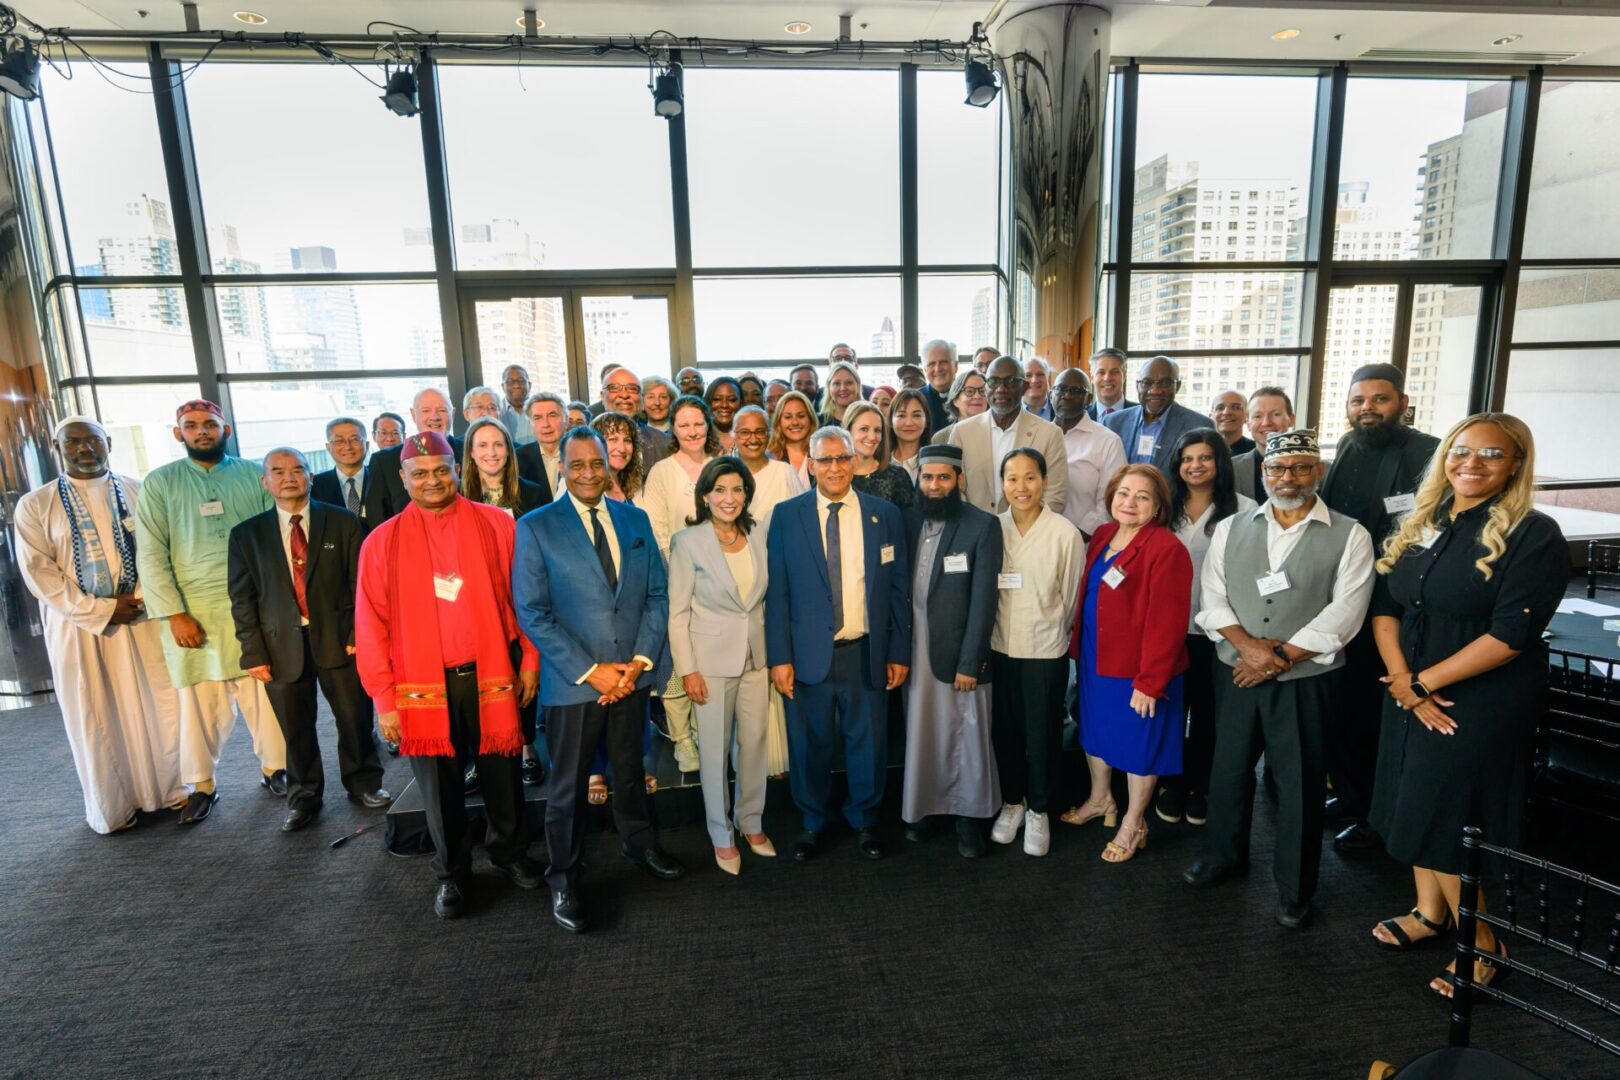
left=275, top=501, right=311, bottom=626
left=816, top=487, right=868, bottom=640
left=992, top=507, right=1084, bottom=659
left=1059, top=416, right=1128, bottom=537
left=333, top=464, right=365, bottom=512
left=989, top=415, right=1020, bottom=480
left=1196, top=497, right=1375, bottom=666
left=1173, top=493, right=1256, bottom=633
left=562, top=491, right=654, bottom=681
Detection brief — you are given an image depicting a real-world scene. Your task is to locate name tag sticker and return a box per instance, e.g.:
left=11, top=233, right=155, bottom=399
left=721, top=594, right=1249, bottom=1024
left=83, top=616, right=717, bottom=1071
left=943, top=553, right=969, bottom=574
left=1383, top=492, right=1418, bottom=515
left=433, top=574, right=463, bottom=602
left=880, top=544, right=895, bottom=564
left=1136, top=434, right=1156, bottom=458
left=198, top=500, right=225, bottom=517
left=1256, top=570, right=1292, bottom=596
left=1102, top=565, right=1127, bottom=589
left=998, top=572, right=1023, bottom=590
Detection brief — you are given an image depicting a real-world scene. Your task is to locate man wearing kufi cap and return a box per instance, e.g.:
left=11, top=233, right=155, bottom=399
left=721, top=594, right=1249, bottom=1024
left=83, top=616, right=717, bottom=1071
left=899, top=443, right=1004, bottom=858
left=16, top=416, right=184, bottom=833
left=1316, top=362, right=1442, bottom=852
left=134, top=399, right=285, bottom=825
left=1183, top=429, right=1375, bottom=929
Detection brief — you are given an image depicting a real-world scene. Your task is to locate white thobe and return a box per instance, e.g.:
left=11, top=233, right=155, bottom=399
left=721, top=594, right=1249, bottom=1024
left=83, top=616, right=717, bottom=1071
left=15, top=475, right=184, bottom=833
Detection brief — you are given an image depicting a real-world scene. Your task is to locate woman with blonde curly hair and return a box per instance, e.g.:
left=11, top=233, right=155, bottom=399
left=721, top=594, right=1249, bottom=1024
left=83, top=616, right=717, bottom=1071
left=1365, top=413, right=1567, bottom=1000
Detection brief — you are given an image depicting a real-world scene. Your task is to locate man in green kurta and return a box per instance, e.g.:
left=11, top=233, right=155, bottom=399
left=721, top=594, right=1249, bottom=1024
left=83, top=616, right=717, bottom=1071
left=135, top=399, right=286, bottom=825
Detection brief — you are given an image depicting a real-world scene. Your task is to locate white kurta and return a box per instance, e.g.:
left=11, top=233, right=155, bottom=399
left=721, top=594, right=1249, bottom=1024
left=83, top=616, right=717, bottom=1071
left=15, top=475, right=184, bottom=833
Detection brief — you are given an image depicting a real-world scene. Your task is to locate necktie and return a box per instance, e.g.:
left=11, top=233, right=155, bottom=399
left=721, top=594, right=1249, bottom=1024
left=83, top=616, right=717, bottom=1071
left=289, top=513, right=309, bottom=619
left=344, top=476, right=360, bottom=515
left=590, top=508, right=618, bottom=592
left=825, top=501, right=844, bottom=636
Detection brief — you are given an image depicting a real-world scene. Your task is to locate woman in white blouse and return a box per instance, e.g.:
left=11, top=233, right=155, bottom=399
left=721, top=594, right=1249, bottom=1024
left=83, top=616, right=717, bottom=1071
left=989, top=446, right=1085, bottom=858
left=668, top=458, right=775, bottom=875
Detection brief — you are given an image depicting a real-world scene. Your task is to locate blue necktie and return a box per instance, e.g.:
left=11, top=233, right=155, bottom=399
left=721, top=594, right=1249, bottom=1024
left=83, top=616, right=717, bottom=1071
left=344, top=476, right=360, bottom=515
left=825, top=501, right=844, bottom=636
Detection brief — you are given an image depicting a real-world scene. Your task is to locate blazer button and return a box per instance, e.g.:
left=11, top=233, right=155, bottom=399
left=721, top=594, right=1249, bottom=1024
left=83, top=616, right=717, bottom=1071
left=1262, top=617, right=1270, bottom=623
left=1265, top=598, right=1273, bottom=605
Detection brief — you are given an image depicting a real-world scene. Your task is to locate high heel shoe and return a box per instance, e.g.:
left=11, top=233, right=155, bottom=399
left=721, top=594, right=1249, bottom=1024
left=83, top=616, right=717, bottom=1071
left=1101, top=822, right=1149, bottom=863
left=715, top=847, right=742, bottom=876
left=1060, top=802, right=1119, bottom=828
left=744, top=833, right=776, bottom=857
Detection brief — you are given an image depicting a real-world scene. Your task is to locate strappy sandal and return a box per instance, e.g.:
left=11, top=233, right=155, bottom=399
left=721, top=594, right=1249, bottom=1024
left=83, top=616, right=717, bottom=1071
left=1429, top=939, right=1510, bottom=1001
left=1101, top=822, right=1148, bottom=863
left=1373, top=907, right=1454, bottom=952
left=1061, top=802, right=1119, bottom=827
left=587, top=775, right=608, bottom=805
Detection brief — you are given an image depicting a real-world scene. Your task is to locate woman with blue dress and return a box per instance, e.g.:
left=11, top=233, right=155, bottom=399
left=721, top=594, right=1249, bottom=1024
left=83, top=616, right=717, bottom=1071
left=1068, top=463, right=1193, bottom=863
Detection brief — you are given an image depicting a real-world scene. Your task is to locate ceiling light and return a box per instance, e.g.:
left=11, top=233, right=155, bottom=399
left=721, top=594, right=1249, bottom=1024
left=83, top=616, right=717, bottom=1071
left=1272, top=28, right=1301, bottom=41
left=516, top=14, right=546, bottom=30
left=381, top=67, right=420, bottom=117
left=652, top=66, right=683, bottom=118
left=232, top=10, right=268, bottom=25
left=784, top=21, right=812, bottom=34
left=964, top=56, right=999, bottom=108
left=0, top=40, right=40, bottom=100
left=1492, top=34, right=1523, bottom=46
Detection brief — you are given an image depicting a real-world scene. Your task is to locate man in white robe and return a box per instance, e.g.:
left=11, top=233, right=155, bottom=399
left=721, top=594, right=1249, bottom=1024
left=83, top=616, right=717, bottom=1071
left=15, top=417, right=184, bottom=833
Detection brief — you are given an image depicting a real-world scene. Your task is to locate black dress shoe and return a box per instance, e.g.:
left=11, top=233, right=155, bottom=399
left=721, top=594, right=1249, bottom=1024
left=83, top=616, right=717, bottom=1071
left=1182, top=857, right=1242, bottom=887
left=552, top=887, right=585, bottom=933
left=521, top=757, right=543, bottom=787
left=491, top=854, right=546, bottom=890
left=434, top=880, right=467, bottom=920
left=177, top=789, right=217, bottom=826
left=349, top=788, right=393, bottom=809
left=956, top=817, right=986, bottom=859
left=624, top=845, right=686, bottom=880
left=1277, top=898, right=1313, bottom=929
left=1333, top=821, right=1379, bottom=852
left=463, top=763, right=479, bottom=794
left=792, top=830, right=822, bottom=862
left=903, top=817, right=934, bottom=843
left=281, top=805, right=318, bottom=832
left=261, top=769, right=289, bottom=798
left=857, top=827, right=884, bottom=860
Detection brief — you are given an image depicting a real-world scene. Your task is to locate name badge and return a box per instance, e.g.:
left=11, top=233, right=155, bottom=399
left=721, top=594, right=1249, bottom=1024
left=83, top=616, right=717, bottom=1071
left=1383, top=492, right=1417, bottom=515
left=998, top=572, right=1023, bottom=590
left=1136, top=434, right=1156, bottom=459
left=943, top=553, right=969, bottom=574
left=433, top=574, right=463, bottom=602
left=1102, top=565, right=1126, bottom=589
left=199, top=500, right=225, bottom=517
left=1256, top=570, right=1292, bottom=596
left=880, top=544, right=895, bottom=565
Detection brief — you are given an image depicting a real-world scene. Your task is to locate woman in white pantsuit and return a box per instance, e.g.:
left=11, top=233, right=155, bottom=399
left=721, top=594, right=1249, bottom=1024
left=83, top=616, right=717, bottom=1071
left=668, top=457, right=776, bottom=875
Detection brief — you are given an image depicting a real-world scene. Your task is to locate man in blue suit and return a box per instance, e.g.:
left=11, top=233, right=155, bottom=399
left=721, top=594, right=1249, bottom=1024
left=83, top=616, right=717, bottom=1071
left=766, top=425, right=911, bottom=862
left=513, top=426, right=682, bottom=934
left=1102, top=355, right=1208, bottom=478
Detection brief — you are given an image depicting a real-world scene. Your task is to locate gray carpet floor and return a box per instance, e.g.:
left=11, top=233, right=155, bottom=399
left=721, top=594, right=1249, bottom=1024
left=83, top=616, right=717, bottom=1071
left=0, top=699, right=1614, bottom=1079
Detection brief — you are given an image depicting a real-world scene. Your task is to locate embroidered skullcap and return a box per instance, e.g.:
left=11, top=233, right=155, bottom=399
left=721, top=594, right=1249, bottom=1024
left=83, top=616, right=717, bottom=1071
left=1264, top=429, right=1320, bottom=461
left=175, top=399, right=224, bottom=422
left=400, top=431, right=456, bottom=461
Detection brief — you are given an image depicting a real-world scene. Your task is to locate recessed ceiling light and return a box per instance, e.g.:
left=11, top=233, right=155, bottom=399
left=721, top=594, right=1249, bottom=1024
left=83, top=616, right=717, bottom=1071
left=1271, top=28, right=1301, bottom=41
left=784, top=21, right=813, bottom=35
left=232, top=10, right=268, bottom=25
left=516, top=13, right=546, bottom=29
left=1492, top=34, right=1523, bottom=46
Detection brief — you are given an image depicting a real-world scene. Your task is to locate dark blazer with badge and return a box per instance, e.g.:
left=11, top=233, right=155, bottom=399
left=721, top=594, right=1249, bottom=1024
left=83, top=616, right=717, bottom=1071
left=902, top=501, right=1003, bottom=684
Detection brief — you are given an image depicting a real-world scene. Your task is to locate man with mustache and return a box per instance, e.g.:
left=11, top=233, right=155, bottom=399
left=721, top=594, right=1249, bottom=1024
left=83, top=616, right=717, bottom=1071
left=1102, top=355, right=1208, bottom=478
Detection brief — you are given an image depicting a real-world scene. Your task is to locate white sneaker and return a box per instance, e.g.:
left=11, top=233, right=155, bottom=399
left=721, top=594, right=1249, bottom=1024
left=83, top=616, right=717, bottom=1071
left=1024, top=810, right=1051, bottom=856
left=990, top=802, right=1026, bottom=845
left=674, top=736, right=700, bottom=773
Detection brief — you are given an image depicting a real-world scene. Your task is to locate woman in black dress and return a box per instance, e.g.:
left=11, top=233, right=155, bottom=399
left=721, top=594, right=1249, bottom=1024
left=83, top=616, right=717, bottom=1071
left=1366, top=413, right=1567, bottom=999
left=843, top=400, right=915, bottom=510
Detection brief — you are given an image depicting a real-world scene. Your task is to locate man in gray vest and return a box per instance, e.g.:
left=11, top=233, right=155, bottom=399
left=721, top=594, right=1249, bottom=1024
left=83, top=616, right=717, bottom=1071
left=1180, top=430, right=1374, bottom=929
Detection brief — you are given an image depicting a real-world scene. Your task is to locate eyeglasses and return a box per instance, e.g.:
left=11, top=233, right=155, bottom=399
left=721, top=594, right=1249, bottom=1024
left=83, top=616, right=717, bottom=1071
left=1446, top=446, right=1514, bottom=462
left=1262, top=462, right=1318, bottom=478
left=984, top=376, right=1025, bottom=389
left=811, top=454, right=854, bottom=466
left=957, top=386, right=988, bottom=398
left=735, top=428, right=768, bottom=440
left=1138, top=377, right=1179, bottom=391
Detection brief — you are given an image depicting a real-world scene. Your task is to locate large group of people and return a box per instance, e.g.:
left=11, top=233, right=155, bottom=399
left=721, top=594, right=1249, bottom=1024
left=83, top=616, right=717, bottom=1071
left=21, top=342, right=1568, bottom=990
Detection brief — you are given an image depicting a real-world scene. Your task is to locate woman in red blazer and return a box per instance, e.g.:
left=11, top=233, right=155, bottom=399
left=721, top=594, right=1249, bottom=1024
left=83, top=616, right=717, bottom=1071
left=1062, top=464, right=1193, bottom=863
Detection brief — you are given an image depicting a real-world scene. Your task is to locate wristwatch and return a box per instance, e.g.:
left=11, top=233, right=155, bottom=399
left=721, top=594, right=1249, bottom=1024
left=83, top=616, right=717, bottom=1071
left=1410, top=677, right=1432, bottom=699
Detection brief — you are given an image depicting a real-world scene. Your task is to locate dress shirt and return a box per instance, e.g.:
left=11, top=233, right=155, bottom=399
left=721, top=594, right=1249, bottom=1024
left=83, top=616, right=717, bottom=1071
left=992, top=507, right=1084, bottom=659
left=989, top=414, right=1020, bottom=477
left=816, top=487, right=868, bottom=640
left=334, top=464, right=365, bottom=512
left=1196, top=497, right=1375, bottom=666
left=1127, top=413, right=1167, bottom=464
left=1096, top=398, right=1127, bottom=418
left=1024, top=398, right=1055, bottom=421
left=1172, top=494, right=1256, bottom=632
left=1059, top=416, right=1128, bottom=537
left=274, top=502, right=312, bottom=627
left=563, top=491, right=654, bottom=681
left=500, top=404, right=535, bottom=445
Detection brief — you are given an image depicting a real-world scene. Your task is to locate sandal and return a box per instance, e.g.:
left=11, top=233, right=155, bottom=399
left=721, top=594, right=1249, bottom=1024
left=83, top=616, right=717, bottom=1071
left=1429, top=938, right=1510, bottom=1001
left=1101, top=822, right=1149, bottom=863
left=587, top=774, right=608, bottom=805
left=644, top=773, right=658, bottom=795
left=1061, top=802, right=1119, bottom=828
left=1373, top=907, right=1454, bottom=952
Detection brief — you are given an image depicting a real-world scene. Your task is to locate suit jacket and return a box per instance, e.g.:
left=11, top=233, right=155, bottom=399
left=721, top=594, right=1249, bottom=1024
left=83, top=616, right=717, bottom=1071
left=514, top=442, right=556, bottom=504
left=902, top=502, right=1002, bottom=683
left=1077, top=521, right=1192, bottom=699
left=1088, top=397, right=1138, bottom=422
left=370, top=435, right=465, bottom=522
left=227, top=501, right=363, bottom=683
left=944, top=410, right=1069, bottom=516
left=1103, top=401, right=1207, bottom=478
left=1233, top=448, right=1264, bottom=503
left=1319, top=426, right=1441, bottom=545
left=764, top=488, right=911, bottom=689
left=639, top=423, right=673, bottom=469
left=667, top=522, right=769, bottom=680
left=513, top=494, right=670, bottom=707
left=312, top=467, right=376, bottom=531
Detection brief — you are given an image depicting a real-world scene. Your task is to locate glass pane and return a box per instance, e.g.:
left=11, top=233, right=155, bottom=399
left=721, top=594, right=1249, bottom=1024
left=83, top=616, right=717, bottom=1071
left=38, top=63, right=171, bottom=274
left=918, top=70, right=998, bottom=265
left=1337, top=79, right=1505, bottom=261
left=1525, top=82, right=1620, bottom=259
left=1317, top=284, right=1398, bottom=458
left=439, top=67, right=674, bottom=270
left=1406, top=283, right=1479, bottom=440
left=1127, top=271, right=1303, bottom=352
left=96, top=382, right=201, bottom=479
left=1175, top=356, right=1300, bottom=422
left=229, top=376, right=448, bottom=465
left=186, top=64, right=432, bottom=273
left=694, top=276, right=904, bottom=363
left=1505, top=348, right=1619, bottom=481
left=79, top=286, right=197, bottom=376
left=918, top=274, right=998, bottom=362
left=1095, top=271, right=1114, bottom=355
left=685, top=70, right=899, bottom=267
left=1132, top=75, right=1315, bottom=263
left=214, top=283, right=444, bottom=374
left=473, top=296, right=569, bottom=399
left=1513, top=266, right=1620, bottom=344
left=580, top=295, right=671, bottom=396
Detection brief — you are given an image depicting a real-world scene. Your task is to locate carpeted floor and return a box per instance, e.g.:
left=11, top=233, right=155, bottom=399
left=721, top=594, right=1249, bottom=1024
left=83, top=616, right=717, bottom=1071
left=1, top=699, right=1614, bottom=1079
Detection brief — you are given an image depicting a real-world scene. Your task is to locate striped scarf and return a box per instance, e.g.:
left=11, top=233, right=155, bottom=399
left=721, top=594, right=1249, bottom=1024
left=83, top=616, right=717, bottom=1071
left=57, top=475, right=137, bottom=598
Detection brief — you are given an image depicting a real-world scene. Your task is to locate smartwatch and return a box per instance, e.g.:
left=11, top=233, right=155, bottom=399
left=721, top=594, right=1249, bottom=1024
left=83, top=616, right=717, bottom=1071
left=1271, top=644, right=1290, bottom=663
left=1410, top=678, right=1432, bottom=699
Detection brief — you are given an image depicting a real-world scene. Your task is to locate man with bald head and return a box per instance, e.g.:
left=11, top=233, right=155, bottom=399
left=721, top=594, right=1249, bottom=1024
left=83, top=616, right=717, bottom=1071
left=601, top=365, right=673, bottom=467
left=17, top=417, right=183, bottom=834
left=1022, top=357, right=1055, bottom=421
left=1210, top=390, right=1254, bottom=455
left=229, top=447, right=388, bottom=833
left=919, top=339, right=957, bottom=433
left=373, top=387, right=466, bottom=520
left=676, top=366, right=705, bottom=398
left=1102, top=355, right=1208, bottom=477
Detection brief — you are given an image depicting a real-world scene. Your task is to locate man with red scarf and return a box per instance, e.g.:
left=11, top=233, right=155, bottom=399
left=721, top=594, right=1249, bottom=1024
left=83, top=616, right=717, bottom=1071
left=355, top=432, right=542, bottom=919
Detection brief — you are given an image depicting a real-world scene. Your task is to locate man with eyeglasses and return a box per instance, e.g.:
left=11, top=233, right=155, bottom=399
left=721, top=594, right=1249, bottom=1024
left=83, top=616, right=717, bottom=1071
left=676, top=366, right=706, bottom=398
left=1316, top=362, right=1441, bottom=854
left=499, top=364, right=536, bottom=445
left=312, top=417, right=375, bottom=533
left=945, top=356, right=1068, bottom=515
left=971, top=346, right=1000, bottom=376
left=600, top=365, right=673, bottom=468
left=1102, top=355, right=1207, bottom=477
left=1087, top=348, right=1136, bottom=420
left=1182, top=429, right=1374, bottom=930
left=1051, top=367, right=1127, bottom=541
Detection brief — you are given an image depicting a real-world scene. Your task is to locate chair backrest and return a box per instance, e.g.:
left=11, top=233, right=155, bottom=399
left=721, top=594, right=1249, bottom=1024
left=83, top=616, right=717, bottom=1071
left=1536, top=648, right=1620, bottom=827
left=1590, top=540, right=1620, bottom=598
left=1450, top=826, right=1620, bottom=1058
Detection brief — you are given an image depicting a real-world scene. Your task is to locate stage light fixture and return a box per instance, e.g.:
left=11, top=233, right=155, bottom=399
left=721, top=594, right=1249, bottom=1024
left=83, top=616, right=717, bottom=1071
left=0, top=38, right=40, bottom=101
left=381, top=66, right=420, bottom=117
left=784, top=21, right=812, bottom=34
left=1271, top=28, right=1301, bottom=41
left=652, top=66, right=683, bottom=118
left=232, top=10, right=268, bottom=25
left=964, top=57, right=999, bottom=108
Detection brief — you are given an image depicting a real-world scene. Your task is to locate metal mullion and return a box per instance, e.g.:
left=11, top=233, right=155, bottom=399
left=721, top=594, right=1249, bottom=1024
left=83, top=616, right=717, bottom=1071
left=1519, top=257, right=1620, bottom=269
left=900, top=63, right=919, bottom=366
left=1115, top=260, right=1314, bottom=274
left=200, top=271, right=434, bottom=286
left=667, top=50, right=696, bottom=374
left=1390, top=282, right=1415, bottom=373
left=692, top=265, right=907, bottom=278
left=1510, top=340, right=1620, bottom=352
left=1109, top=63, right=1137, bottom=351
left=58, top=373, right=205, bottom=387
left=415, top=55, right=470, bottom=428
left=454, top=270, right=676, bottom=289
left=1299, top=63, right=1347, bottom=432
left=1147, top=347, right=1309, bottom=359
left=219, top=367, right=449, bottom=383
left=1477, top=67, right=1542, bottom=414
left=46, top=274, right=188, bottom=291
left=563, top=289, right=590, bottom=402
left=30, top=93, right=96, bottom=396
left=915, top=263, right=1003, bottom=275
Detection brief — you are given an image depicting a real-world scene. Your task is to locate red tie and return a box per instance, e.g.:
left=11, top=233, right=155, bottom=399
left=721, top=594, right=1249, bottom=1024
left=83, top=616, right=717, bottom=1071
left=290, top=513, right=309, bottom=619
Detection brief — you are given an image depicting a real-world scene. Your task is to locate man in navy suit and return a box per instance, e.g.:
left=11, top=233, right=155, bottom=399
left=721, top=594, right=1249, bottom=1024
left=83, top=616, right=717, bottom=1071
left=766, top=425, right=911, bottom=862
left=1102, top=355, right=1208, bottom=477
left=1087, top=347, right=1137, bottom=421
left=310, top=417, right=376, bottom=532
left=514, top=426, right=682, bottom=934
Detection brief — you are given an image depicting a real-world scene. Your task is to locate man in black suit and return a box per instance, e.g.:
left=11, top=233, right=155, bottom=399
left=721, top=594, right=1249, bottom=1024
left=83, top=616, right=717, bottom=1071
left=310, top=416, right=375, bottom=532
left=370, top=388, right=465, bottom=521
left=228, top=447, right=388, bottom=832
left=515, top=391, right=566, bottom=501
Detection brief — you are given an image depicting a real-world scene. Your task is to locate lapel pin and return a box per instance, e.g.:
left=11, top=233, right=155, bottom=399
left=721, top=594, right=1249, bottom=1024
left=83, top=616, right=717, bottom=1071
left=870, top=515, right=877, bottom=523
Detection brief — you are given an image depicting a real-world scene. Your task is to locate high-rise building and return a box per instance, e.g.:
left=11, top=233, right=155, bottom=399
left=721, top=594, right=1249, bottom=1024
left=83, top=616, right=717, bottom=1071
left=870, top=315, right=896, bottom=358
left=970, top=286, right=992, bottom=353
